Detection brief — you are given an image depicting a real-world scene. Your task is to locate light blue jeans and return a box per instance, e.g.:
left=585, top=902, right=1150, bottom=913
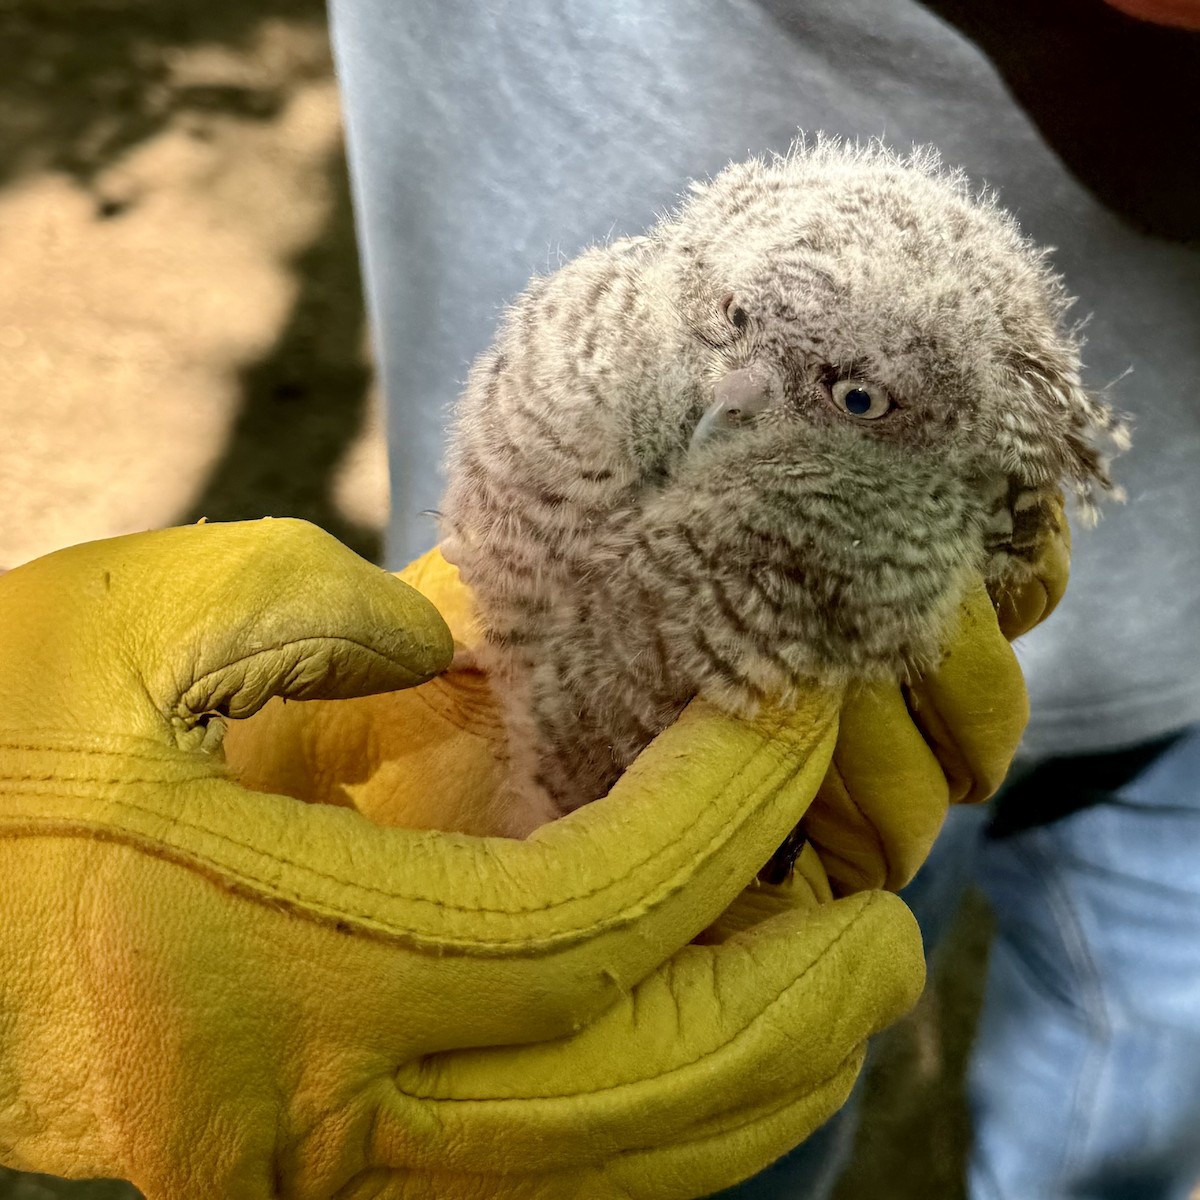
left=717, top=727, right=1200, bottom=1199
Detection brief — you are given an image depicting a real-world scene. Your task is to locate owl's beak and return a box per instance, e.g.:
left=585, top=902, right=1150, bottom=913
left=688, top=364, right=775, bottom=453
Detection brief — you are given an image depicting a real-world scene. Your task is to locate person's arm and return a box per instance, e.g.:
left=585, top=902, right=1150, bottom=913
left=1103, top=0, right=1200, bottom=28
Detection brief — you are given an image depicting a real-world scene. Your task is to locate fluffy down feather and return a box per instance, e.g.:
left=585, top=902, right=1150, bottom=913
left=440, top=138, right=1128, bottom=829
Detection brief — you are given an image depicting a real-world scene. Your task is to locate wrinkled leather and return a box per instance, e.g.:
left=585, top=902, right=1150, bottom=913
left=0, top=508, right=1067, bottom=1199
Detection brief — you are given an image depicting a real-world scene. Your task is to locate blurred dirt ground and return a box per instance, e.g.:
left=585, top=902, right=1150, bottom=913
left=0, top=2, right=995, bottom=1197
left=0, top=0, right=386, bottom=572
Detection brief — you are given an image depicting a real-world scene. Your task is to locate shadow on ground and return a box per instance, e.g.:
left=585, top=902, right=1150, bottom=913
left=3, top=0, right=325, bottom=192
left=178, top=142, right=381, bottom=562
left=2, top=0, right=381, bottom=565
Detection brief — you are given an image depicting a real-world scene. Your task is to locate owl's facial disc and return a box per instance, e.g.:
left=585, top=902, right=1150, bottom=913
left=688, top=363, right=776, bottom=453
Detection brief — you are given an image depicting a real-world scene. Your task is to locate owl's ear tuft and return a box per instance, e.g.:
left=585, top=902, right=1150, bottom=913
left=1001, top=349, right=1131, bottom=516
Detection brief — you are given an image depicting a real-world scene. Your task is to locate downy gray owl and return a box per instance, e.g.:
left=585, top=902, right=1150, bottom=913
left=440, top=140, right=1127, bottom=835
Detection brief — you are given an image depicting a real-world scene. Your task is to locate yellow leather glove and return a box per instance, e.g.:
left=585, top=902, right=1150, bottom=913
left=219, top=495, right=1068, bottom=1179
left=0, top=519, right=927, bottom=1200
left=800, top=496, right=1071, bottom=895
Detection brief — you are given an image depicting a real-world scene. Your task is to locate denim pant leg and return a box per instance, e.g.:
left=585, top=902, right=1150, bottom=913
left=711, top=805, right=989, bottom=1198
left=969, top=727, right=1200, bottom=1200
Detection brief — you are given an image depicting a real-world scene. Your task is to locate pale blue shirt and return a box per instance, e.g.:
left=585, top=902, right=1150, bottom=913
left=329, top=0, right=1200, bottom=758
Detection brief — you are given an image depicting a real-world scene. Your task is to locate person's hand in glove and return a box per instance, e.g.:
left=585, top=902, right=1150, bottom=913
left=798, top=496, right=1071, bottom=897
left=0, top=507, right=1065, bottom=1200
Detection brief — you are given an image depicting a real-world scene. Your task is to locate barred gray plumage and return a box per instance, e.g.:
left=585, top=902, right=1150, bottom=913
left=440, top=139, right=1128, bottom=833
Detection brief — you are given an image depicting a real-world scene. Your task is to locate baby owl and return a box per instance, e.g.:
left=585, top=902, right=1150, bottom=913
left=440, top=140, right=1127, bottom=835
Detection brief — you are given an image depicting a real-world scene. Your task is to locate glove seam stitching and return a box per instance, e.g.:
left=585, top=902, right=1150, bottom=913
left=0, top=715, right=836, bottom=945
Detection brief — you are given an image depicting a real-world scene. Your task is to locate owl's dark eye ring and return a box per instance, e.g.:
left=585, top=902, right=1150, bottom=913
left=719, top=293, right=749, bottom=331
left=828, top=379, right=893, bottom=421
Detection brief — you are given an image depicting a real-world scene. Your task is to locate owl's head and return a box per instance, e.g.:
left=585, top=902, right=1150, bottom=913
left=662, top=138, right=1128, bottom=515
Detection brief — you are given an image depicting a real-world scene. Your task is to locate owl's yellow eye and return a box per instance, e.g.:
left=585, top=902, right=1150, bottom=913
left=830, top=379, right=892, bottom=420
